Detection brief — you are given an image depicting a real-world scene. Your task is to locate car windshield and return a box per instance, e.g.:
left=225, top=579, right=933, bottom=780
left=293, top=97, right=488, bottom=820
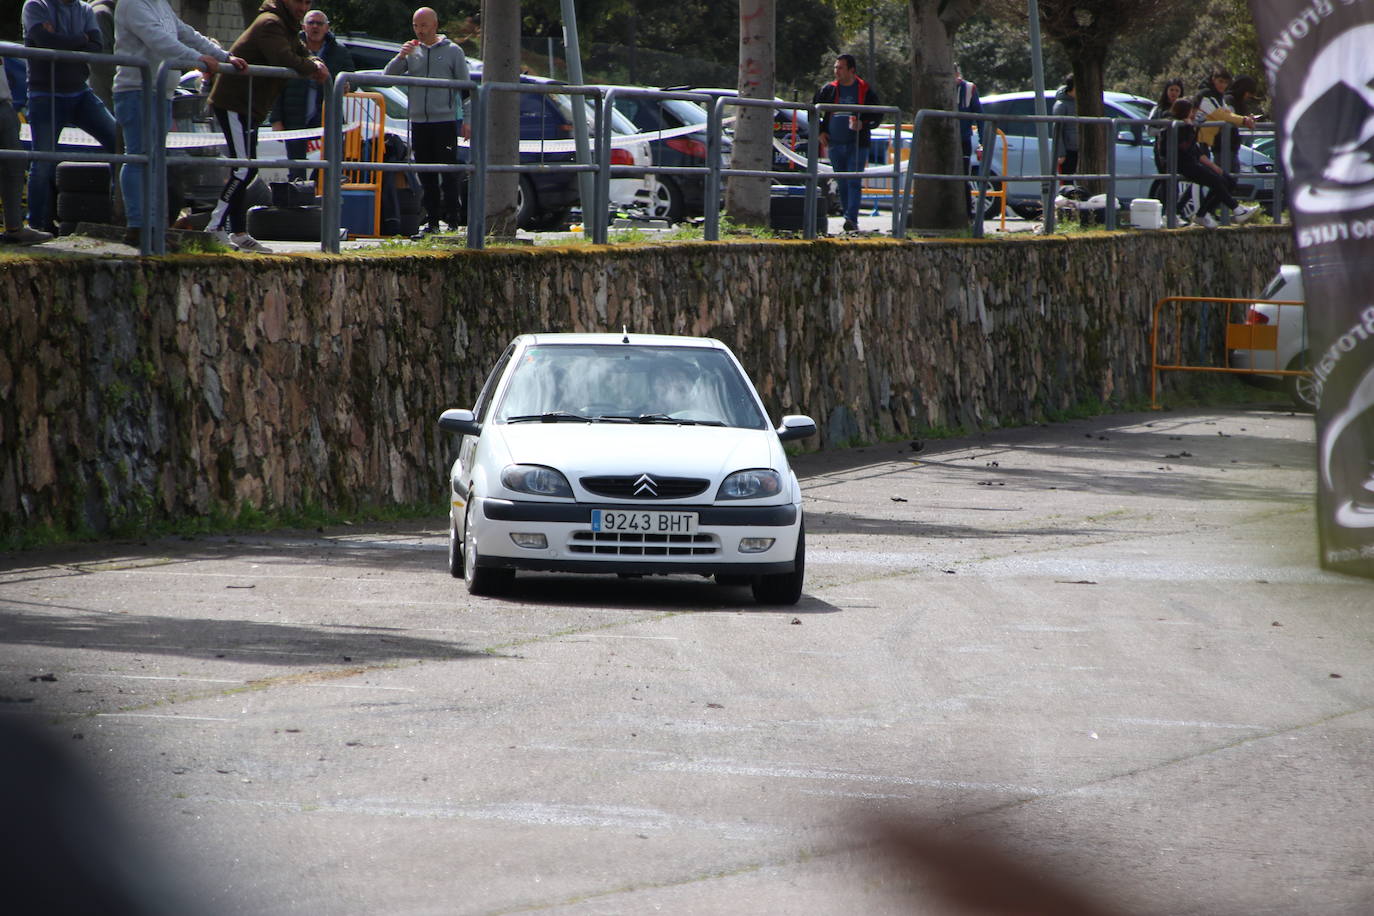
left=1112, top=97, right=1153, bottom=120
left=551, top=94, right=641, bottom=135
left=496, top=344, right=768, bottom=429
left=661, top=98, right=708, bottom=126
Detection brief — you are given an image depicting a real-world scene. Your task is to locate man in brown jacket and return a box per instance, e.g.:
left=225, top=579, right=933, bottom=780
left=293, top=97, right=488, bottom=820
left=206, top=0, right=328, bottom=252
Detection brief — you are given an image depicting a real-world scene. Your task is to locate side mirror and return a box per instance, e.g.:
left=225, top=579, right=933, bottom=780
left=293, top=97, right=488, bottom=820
left=776, top=415, right=817, bottom=442
left=438, top=408, right=481, bottom=437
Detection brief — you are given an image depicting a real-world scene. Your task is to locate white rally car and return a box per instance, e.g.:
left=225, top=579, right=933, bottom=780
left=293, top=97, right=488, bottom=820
left=438, top=333, right=816, bottom=603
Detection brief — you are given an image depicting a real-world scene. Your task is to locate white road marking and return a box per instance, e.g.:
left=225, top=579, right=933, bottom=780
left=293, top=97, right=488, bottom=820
left=96, top=713, right=235, bottom=722
left=76, top=673, right=243, bottom=684
left=1105, top=716, right=1267, bottom=730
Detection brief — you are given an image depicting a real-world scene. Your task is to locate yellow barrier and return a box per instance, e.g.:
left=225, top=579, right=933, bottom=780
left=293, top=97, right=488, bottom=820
left=1150, top=295, right=1307, bottom=408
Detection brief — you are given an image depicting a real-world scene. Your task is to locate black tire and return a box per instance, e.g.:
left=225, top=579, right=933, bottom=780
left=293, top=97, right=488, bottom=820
left=57, top=221, right=78, bottom=237
left=1285, top=352, right=1318, bottom=411
left=1009, top=199, right=1042, bottom=220
left=246, top=205, right=322, bottom=242
left=55, top=162, right=111, bottom=194
left=647, top=176, right=685, bottom=221
left=970, top=181, right=1004, bottom=219
left=527, top=208, right=570, bottom=232
left=57, top=191, right=112, bottom=223
left=448, top=515, right=463, bottom=578
left=752, top=523, right=805, bottom=605
left=515, top=175, right=538, bottom=230
left=463, top=504, right=513, bottom=596
left=244, top=175, right=272, bottom=209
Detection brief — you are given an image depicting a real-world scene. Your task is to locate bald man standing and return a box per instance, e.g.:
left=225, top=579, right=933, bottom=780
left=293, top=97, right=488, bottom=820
left=386, top=6, right=468, bottom=233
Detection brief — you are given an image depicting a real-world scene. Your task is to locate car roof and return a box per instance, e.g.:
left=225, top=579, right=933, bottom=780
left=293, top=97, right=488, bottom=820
left=515, top=333, right=729, bottom=350
left=981, top=89, right=1153, bottom=107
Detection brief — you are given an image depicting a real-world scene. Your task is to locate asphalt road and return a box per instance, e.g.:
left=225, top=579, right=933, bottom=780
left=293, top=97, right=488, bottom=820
left=2, top=407, right=1371, bottom=916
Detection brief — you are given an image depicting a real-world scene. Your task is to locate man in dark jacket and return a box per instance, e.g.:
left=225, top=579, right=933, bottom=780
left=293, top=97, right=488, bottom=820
left=813, top=53, right=882, bottom=232
left=269, top=8, right=353, bottom=179
left=22, top=0, right=119, bottom=233
left=206, top=0, right=327, bottom=252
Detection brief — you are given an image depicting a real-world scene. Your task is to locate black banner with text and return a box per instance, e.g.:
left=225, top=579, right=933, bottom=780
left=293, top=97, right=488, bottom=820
left=1251, top=0, right=1374, bottom=576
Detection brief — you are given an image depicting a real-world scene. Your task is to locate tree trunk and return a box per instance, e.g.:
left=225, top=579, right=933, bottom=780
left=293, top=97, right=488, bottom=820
left=906, top=0, right=982, bottom=231
left=1070, top=52, right=1107, bottom=197
left=725, top=0, right=774, bottom=227
left=482, top=0, right=521, bottom=235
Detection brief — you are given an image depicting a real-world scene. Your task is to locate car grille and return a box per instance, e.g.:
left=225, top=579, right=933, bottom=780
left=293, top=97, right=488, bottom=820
left=579, top=475, right=710, bottom=500
left=569, top=531, right=717, bottom=556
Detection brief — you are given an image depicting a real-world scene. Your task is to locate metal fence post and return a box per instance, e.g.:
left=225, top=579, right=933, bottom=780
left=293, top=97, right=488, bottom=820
left=467, top=81, right=489, bottom=249
left=321, top=72, right=346, bottom=254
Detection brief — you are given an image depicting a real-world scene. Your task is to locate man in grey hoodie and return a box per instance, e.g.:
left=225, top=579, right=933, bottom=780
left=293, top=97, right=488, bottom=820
left=386, top=6, right=467, bottom=233
left=1051, top=75, right=1078, bottom=187
left=112, top=0, right=246, bottom=244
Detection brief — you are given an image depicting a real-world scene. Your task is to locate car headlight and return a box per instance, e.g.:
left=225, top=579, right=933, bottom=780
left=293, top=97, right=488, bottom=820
left=500, top=464, right=574, bottom=498
left=716, top=469, right=783, bottom=500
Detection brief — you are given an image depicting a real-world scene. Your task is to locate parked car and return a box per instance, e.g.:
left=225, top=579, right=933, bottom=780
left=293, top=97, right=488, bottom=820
left=437, top=332, right=816, bottom=603
left=661, top=86, right=828, bottom=189
left=611, top=93, right=731, bottom=221
left=1229, top=264, right=1314, bottom=409
left=977, top=90, right=1279, bottom=217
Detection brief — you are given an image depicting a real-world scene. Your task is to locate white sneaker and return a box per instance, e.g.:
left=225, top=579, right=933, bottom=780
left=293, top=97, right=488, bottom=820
left=208, top=229, right=239, bottom=250
left=231, top=232, right=274, bottom=254
left=1231, top=204, right=1259, bottom=225
left=1198, top=213, right=1219, bottom=229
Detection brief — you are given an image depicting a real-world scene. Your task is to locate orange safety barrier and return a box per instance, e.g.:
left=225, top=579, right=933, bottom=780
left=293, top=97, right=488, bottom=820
left=1149, top=295, right=1308, bottom=408
left=314, top=91, right=388, bottom=237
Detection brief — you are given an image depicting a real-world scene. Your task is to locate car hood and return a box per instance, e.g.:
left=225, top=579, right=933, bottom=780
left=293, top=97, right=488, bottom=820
left=494, top=423, right=781, bottom=482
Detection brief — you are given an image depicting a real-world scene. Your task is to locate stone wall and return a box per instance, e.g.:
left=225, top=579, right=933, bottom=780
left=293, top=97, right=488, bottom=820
left=0, top=230, right=1293, bottom=537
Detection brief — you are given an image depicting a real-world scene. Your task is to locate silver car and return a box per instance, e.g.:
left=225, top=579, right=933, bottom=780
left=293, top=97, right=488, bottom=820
left=1229, top=264, right=1314, bottom=409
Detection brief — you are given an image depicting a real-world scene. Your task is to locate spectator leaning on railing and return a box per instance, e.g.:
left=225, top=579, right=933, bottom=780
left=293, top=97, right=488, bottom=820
left=269, top=8, right=353, bottom=180
left=205, top=0, right=329, bottom=253
left=112, top=0, right=246, bottom=247
left=22, top=0, right=119, bottom=235
left=0, top=57, right=54, bottom=244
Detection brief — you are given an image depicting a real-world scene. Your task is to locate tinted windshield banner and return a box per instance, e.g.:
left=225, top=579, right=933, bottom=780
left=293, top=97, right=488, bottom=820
left=1251, top=0, right=1374, bottom=577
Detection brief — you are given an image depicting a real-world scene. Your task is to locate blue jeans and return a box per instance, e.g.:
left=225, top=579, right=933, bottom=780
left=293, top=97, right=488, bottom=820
left=114, top=91, right=169, bottom=229
left=828, top=141, right=865, bottom=223
left=27, top=88, right=118, bottom=231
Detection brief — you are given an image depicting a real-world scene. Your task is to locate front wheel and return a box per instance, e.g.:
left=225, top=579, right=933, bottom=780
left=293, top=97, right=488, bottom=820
left=1285, top=352, right=1318, bottom=411
left=752, top=524, right=805, bottom=605
left=647, top=176, right=685, bottom=221
left=448, top=514, right=463, bottom=578
left=463, top=504, right=513, bottom=596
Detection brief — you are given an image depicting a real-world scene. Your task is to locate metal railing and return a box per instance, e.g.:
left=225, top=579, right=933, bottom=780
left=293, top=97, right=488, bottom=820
left=0, top=44, right=1283, bottom=253
left=894, top=109, right=1281, bottom=237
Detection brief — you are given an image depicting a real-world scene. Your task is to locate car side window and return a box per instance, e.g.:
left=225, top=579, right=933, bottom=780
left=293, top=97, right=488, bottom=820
left=474, top=344, right=516, bottom=425
left=1109, top=104, right=1145, bottom=145
left=988, top=98, right=1037, bottom=137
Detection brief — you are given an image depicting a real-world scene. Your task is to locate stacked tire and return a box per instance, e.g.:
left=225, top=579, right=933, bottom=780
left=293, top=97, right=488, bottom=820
left=55, top=163, right=113, bottom=235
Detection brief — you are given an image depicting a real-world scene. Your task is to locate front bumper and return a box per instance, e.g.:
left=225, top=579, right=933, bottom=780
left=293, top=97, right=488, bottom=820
left=471, top=497, right=800, bottom=575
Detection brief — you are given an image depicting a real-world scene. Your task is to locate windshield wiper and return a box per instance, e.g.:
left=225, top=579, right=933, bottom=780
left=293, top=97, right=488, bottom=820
left=595, top=414, right=726, bottom=426
left=505, top=412, right=592, bottom=423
